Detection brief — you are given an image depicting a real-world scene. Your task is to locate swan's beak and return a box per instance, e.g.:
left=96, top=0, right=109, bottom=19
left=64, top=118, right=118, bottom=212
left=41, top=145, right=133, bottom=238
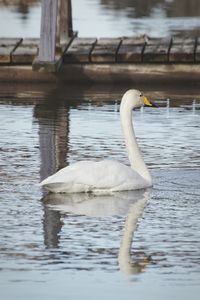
left=142, top=96, right=158, bottom=107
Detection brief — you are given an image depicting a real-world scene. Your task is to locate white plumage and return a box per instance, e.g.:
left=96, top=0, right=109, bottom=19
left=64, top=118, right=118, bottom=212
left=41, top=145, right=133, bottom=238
left=40, top=89, right=154, bottom=194
left=41, top=160, right=148, bottom=193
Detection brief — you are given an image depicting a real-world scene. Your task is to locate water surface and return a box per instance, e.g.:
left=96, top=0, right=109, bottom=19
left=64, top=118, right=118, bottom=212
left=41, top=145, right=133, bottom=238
left=0, top=85, right=200, bottom=299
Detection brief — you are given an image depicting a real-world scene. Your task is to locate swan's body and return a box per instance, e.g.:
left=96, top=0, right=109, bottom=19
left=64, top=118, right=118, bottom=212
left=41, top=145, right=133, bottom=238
left=41, top=160, right=149, bottom=193
left=40, top=89, right=154, bottom=194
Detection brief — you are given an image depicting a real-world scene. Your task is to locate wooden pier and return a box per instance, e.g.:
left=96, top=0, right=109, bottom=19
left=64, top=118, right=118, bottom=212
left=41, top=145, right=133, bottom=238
left=0, top=0, right=200, bottom=84
left=0, top=35, right=200, bottom=83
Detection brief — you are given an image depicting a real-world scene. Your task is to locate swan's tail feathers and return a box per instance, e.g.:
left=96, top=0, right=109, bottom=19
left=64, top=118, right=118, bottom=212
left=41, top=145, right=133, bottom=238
left=39, top=176, right=53, bottom=187
left=39, top=176, right=68, bottom=193
left=40, top=179, right=91, bottom=194
left=40, top=182, right=71, bottom=193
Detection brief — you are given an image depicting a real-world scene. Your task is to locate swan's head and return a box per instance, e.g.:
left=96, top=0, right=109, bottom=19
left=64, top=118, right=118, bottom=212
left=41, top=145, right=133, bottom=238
left=121, top=89, right=155, bottom=110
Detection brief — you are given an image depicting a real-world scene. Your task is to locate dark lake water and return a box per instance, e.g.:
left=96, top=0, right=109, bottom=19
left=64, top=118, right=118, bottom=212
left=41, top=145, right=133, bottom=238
left=0, top=84, right=200, bottom=299
left=0, top=0, right=200, bottom=37
left=0, top=0, right=200, bottom=299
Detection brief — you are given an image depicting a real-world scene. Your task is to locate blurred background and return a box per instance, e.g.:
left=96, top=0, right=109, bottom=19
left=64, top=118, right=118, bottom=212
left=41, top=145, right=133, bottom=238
left=0, top=0, right=200, bottom=38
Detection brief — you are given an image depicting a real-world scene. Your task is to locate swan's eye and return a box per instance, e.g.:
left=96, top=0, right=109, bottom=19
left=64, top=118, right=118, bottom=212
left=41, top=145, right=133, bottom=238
left=140, top=93, right=143, bottom=97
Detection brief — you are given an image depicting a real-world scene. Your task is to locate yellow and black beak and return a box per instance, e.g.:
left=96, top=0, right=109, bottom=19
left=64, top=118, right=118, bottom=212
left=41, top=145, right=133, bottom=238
left=142, top=96, right=158, bottom=107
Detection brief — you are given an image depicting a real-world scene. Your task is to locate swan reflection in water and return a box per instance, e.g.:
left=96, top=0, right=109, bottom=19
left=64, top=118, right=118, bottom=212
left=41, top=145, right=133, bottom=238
left=42, top=188, right=151, bottom=275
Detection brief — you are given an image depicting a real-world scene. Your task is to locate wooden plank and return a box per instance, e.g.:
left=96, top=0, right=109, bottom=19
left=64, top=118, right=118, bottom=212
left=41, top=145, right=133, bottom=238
left=38, top=0, right=58, bottom=62
left=57, top=0, right=73, bottom=46
left=117, top=37, right=145, bottom=62
left=61, top=64, right=200, bottom=84
left=91, top=38, right=121, bottom=63
left=122, top=36, right=148, bottom=45
left=0, top=38, right=22, bottom=63
left=66, top=0, right=73, bottom=37
left=57, top=35, right=76, bottom=54
left=169, top=37, right=196, bottom=63
left=12, top=38, right=39, bottom=64
left=143, top=37, right=171, bottom=62
left=64, top=38, right=97, bottom=63
left=0, top=38, right=22, bottom=47
left=195, top=37, right=200, bottom=62
left=172, top=37, right=195, bottom=45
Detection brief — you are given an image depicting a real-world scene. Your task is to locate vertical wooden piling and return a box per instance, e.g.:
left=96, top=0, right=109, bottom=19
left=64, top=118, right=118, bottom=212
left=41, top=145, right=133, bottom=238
left=57, top=0, right=73, bottom=48
left=33, top=0, right=73, bottom=72
left=38, top=0, right=58, bottom=62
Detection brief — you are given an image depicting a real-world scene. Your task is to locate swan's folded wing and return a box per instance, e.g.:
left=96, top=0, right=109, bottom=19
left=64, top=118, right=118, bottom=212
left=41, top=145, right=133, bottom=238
left=40, top=160, right=148, bottom=193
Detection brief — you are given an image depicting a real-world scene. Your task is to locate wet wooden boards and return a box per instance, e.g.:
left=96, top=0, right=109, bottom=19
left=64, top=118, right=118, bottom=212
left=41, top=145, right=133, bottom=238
left=195, top=38, right=200, bottom=62
left=0, top=36, right=199, bottom=66
left=0, top=38, right=22, bottom=63
left=91, top=38, right=121, bottom=62
left=117, top=37, right=145, bottom=62
left=12, top=38, right=39, bottom=64
left=169, top=37, right=196, bottom=62
left=64, top=38, right=97, bottom=62
left=143, top=37, right=171, bottom=62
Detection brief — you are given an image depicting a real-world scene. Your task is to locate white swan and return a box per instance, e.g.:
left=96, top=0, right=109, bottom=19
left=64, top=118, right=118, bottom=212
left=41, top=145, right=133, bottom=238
left=40, top=89, right=155, bottom=194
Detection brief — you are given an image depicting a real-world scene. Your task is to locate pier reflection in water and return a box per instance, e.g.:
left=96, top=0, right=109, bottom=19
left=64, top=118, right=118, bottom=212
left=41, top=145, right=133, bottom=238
left=0, top=84, right=200, bottom=299
left=34, top=103, right=68, bottom=248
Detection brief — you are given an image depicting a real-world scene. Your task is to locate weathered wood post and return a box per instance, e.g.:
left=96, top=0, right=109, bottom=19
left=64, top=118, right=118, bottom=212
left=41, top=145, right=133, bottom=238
left=33, top=0, right=73, bottom=72
left=39, top=0, right=58, bottom=63
left=57, top=0, right=73, bottom=47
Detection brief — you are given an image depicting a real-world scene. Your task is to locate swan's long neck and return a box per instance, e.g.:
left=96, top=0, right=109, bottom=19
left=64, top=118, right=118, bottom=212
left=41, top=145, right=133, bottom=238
left=120, top=101, right=152, bottom=184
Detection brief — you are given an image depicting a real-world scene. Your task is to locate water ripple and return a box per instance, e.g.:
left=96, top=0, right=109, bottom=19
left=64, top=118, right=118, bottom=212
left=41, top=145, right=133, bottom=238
left=0, top=99, right=200, bottom=298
